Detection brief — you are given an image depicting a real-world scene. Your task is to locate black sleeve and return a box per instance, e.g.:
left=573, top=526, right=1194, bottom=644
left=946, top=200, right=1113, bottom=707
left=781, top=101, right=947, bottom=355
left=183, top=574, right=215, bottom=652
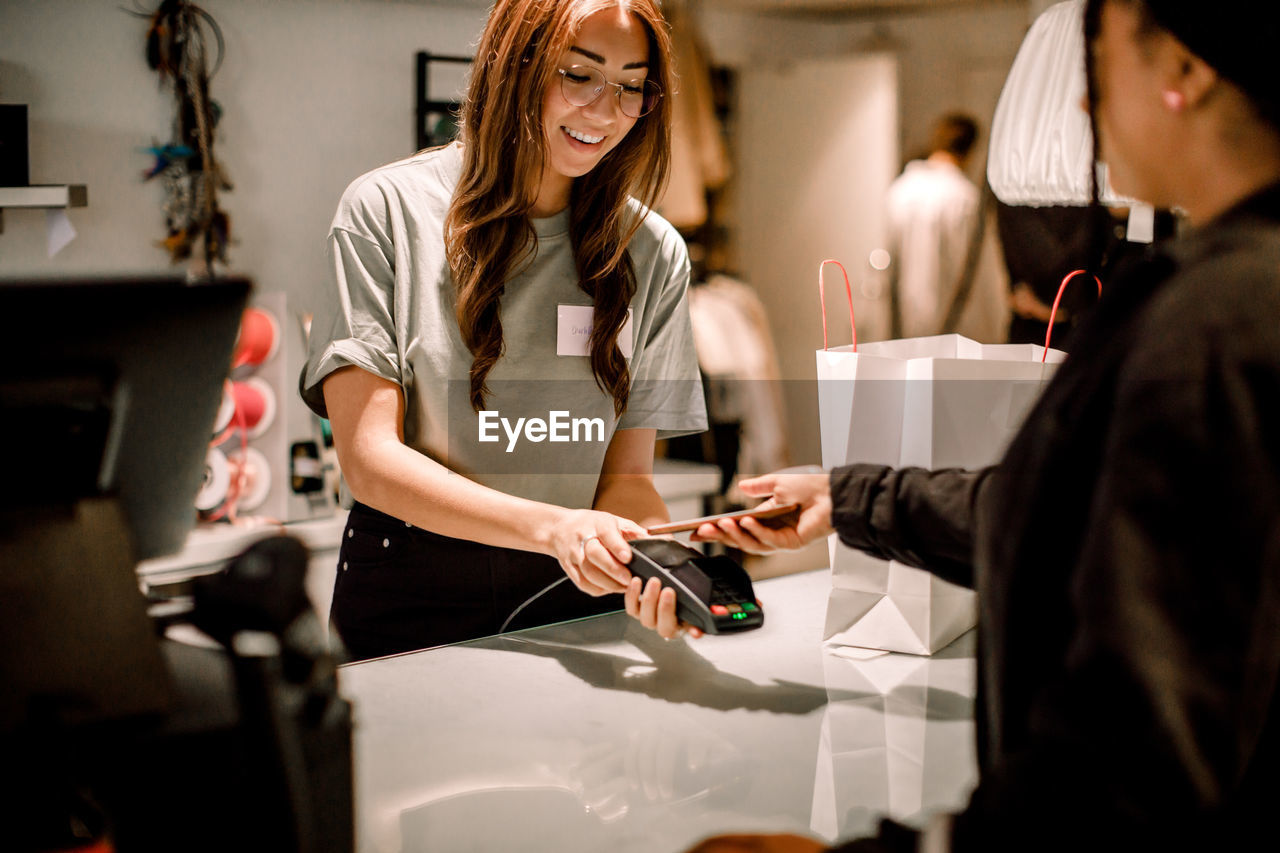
left=828, top=464, right=989, bottom=590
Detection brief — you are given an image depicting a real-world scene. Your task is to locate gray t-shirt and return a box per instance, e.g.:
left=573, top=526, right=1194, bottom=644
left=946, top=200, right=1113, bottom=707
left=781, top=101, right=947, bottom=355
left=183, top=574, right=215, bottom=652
left=302, top=143, right=706, bottom=509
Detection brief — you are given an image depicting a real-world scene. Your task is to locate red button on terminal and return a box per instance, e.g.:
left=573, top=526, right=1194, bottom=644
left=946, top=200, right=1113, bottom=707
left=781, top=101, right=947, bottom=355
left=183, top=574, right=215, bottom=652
left=711, top=605, right=729, bottom=615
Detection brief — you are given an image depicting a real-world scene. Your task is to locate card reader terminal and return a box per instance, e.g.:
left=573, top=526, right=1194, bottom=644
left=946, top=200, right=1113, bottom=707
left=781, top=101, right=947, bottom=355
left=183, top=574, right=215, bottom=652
left=627, top=539, right=764, bottom=634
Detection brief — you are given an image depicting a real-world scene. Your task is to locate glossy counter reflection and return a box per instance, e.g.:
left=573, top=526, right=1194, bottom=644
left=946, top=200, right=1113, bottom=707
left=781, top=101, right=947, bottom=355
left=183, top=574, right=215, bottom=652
left=338, top=568, right=977, bottom=852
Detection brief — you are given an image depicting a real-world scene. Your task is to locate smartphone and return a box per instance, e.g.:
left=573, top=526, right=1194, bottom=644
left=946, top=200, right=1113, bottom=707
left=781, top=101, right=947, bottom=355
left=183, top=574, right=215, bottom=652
left=645, top=502, right=801, bottom=535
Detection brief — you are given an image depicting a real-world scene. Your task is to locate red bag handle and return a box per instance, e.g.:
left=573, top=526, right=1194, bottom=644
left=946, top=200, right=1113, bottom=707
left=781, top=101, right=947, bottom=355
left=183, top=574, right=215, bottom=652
left=819, top=259, right=857, bottom=353
left=1043, top=269, right=1102, bottom=362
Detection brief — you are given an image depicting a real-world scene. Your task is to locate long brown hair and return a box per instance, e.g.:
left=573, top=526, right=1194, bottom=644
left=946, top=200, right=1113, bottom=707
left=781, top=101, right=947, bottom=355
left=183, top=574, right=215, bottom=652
left=445, top=0, right=674, bottom=415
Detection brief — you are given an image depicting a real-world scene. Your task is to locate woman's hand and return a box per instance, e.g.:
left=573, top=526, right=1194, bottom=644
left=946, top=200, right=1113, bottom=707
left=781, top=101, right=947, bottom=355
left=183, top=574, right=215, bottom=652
left=552, top=512, right=702, bottom=641
left=691, top=466, right=834, bottom=555
left=624, top=569, right=705, bottom=641
left=552, top=509, right=647, bottom=596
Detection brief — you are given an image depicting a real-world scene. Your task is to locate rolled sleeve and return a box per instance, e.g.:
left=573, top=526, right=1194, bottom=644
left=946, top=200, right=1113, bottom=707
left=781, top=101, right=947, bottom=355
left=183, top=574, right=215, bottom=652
left=300, top=227, right=403, bottom=418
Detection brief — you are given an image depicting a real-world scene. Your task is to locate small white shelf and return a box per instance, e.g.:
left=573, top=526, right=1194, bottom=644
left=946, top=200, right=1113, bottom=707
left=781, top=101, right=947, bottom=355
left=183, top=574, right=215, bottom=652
left=0, top=183, right=87, bottom=233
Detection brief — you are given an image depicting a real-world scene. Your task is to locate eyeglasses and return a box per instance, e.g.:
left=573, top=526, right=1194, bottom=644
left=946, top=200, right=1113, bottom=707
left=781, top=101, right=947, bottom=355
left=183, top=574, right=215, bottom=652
left=557, top=65, right=662, bottom=119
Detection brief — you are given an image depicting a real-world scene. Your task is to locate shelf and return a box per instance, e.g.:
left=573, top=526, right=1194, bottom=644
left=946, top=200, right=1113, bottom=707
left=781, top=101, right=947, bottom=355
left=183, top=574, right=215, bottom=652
left=0, top=183, right=87, bottom=207
left=0, top=184, right=87, bottom=233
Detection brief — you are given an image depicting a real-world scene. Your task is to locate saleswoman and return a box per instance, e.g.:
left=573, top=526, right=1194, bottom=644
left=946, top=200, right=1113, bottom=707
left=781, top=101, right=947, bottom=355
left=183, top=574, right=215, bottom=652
left=301, top=0, right=706, bottom=661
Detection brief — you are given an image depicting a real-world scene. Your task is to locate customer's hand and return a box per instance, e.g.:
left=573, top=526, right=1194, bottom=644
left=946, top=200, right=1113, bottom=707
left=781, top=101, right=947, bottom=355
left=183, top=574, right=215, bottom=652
left=552, top=509, right=647, bottom=596
left=691, top=466, right=833, bottom=555
left=684, top=833, right=827, bottom=853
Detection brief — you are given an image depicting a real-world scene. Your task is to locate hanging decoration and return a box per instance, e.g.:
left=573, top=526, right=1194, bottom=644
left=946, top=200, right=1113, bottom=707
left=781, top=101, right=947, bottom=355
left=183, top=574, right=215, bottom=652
left=133, top=0, right=232, bottom=270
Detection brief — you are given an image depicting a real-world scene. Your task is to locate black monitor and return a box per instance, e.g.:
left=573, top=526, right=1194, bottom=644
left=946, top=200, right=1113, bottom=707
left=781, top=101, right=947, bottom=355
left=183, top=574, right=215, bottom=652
left=0, top=275, right=354, bottom=853
left=0, top=274, right=251, bottom=732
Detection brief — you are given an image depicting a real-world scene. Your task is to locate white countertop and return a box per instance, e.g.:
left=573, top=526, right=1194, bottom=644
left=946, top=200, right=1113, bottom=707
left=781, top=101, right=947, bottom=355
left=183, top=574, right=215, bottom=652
left=338, top=568, right=978, bottom=853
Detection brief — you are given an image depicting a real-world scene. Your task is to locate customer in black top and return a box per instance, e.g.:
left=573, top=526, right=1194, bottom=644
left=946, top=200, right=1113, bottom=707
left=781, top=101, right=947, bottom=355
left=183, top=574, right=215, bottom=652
left=672, top=1, right=1280, bottom=851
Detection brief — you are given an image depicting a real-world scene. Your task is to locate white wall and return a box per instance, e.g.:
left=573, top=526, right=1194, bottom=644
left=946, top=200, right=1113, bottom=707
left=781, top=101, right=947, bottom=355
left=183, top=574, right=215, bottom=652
left=734, top=54, right=898, bottom=473
left=0, top=0, right=488, bottom=314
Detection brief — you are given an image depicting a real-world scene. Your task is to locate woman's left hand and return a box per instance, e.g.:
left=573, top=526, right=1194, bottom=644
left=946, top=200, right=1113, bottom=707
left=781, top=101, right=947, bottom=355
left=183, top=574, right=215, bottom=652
left=625, top=570, right=705, bottom=641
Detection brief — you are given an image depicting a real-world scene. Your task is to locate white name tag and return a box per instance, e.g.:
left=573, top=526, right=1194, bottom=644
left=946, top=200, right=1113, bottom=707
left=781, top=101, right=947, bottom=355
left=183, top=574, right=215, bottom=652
left=556, top=304, right=634, bottom=358
left=1126, top=202, right=1155, bottom=244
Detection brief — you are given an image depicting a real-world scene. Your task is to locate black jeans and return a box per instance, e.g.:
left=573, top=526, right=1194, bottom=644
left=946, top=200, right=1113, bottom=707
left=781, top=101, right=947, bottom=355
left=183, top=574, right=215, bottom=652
left=330, top=502, right=622, bottom=661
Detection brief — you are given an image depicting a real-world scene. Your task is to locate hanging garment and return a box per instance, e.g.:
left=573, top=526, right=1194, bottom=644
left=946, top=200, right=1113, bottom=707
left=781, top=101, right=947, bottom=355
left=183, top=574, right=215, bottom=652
left=687, top=275, right=790, bottom=494
left=657, top=3, right=731, bottom=230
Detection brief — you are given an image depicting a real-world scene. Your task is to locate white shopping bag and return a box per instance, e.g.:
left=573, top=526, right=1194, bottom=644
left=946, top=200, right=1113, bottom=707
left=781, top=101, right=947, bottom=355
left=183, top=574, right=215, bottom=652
left=815, top=260, right=1066, bottom=654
